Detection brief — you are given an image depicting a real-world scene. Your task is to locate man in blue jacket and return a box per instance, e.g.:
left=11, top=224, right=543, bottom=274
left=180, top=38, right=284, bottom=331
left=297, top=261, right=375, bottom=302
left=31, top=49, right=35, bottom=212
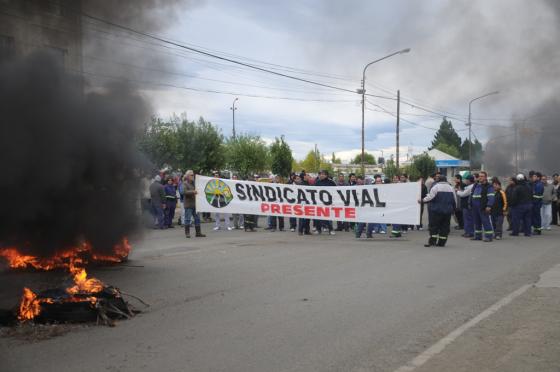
left=471, top=171, right=495, bottom=242
left=421, top=176, right=456, bottom=247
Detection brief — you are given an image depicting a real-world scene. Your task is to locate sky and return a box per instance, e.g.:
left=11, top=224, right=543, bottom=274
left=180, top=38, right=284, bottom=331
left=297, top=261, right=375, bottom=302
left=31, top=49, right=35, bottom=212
left=90, top=0, right=560, bottom=162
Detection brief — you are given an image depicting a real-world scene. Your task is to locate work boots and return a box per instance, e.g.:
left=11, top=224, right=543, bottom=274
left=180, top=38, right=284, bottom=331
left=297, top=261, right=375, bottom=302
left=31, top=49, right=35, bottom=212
left=195, top=225, right=206, bottom=237
left=424, top=235, right=438, bottom=247
left=185, top=225, right=191, bottom=238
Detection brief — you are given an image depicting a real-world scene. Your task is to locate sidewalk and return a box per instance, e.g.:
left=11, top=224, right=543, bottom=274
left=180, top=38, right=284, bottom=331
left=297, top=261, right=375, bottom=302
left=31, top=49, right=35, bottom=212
left=402, top=265, right=560, bottom=372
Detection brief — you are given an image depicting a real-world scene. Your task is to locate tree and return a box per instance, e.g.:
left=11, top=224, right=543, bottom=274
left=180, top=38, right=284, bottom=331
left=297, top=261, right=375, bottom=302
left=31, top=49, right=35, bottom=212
left=331, top=152, right=342, bottom=164
left=225, top=134, right=269, bottom=179
left=350, top=152, right=376, bottom=165
left=270, top=136, right=293, bottom=177
left=460, top=138, right=484, bottom=169
left=175, top=117, right=225, bottom=174
left=139, top=115, right=226, bottom=173
left=138, top=117, right=181, bottom=169
left=435, top=143, right=461, bottom=158
left=384, top=159, right=399, bottom=180
left=409, top=153, right=437, bottom=180
left=300, top=147, right=333, bottom=173
left=430, top=118, right=461, bottom=154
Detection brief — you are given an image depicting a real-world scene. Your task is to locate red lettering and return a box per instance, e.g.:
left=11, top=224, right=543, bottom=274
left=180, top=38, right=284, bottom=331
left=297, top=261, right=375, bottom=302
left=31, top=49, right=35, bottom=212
left=261, top=203, right=270, bottom=212
left=304, top=205, right=316, bottom=216
left=331, top=207, right=343, bottom=218
left=316, top=206, right=329, bottom=217
left=282, top=204, right=292, bottom=215
left=293, top=205, right=303, bottom=216
left=344, top=208, right=356, bottom=219
left=271, top=204, right=281, bottom=214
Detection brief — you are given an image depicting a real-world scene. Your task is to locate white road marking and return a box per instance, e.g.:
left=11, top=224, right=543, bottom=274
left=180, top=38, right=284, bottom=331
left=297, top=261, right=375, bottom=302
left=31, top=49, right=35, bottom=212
left=392, top=283, right=532, bottom=372
left=536, top=263, right=560, bottom=288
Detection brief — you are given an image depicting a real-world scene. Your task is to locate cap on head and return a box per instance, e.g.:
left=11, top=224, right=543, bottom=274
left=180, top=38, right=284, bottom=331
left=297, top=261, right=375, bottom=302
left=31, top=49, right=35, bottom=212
left=516, top=173, right=525, bottom=181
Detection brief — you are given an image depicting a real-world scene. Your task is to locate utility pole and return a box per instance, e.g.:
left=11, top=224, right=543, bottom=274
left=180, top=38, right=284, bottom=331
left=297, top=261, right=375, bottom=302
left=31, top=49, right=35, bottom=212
left=467, top=91, right=499, bottom=171
left=358, top=48, right=411, bottom=176
left=230, top=98, right=238, bottom=139
left=514, top=123, right=519, bottom=174
left=396, top=90, right=400, bottom=171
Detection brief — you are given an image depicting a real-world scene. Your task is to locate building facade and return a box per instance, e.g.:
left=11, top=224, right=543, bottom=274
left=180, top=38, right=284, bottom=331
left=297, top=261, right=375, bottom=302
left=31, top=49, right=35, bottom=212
left=0, top=0, right=82, bottom=71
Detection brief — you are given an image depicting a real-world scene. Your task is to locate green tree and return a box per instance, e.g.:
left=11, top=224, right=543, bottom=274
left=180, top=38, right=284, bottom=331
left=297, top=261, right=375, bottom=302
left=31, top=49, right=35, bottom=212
left=409, top=153, right=437, bottom=180
left=350, top=152, right=376, bottom=165
left=138, top=117, right=180, bottom=169
left=225, top=134, right=269, bottom=179
left=139, top=115, right=225, bottom=173
left=430, top=118, right=461, bottom=154
left=460, top=138, right=484, bottom=169
left=270, top=136, right=294, bottom=177
left=384, top=159, right=399, bottom=180
left=300, top=147, right=332, bottom=173
left=331, top=152, right=342, bottom=164
left=175, top=116, right=225, bottom=174
left=435, top=143, right=461, bottom=158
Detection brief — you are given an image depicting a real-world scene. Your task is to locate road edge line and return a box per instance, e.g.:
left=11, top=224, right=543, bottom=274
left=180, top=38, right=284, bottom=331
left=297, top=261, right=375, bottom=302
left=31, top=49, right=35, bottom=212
left=392, top=283, right=532, bottom=372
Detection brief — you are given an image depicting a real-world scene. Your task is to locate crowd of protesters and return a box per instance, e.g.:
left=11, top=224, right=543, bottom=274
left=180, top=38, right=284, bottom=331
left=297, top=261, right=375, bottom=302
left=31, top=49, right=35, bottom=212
left=144, top=168, right=559, bottom=247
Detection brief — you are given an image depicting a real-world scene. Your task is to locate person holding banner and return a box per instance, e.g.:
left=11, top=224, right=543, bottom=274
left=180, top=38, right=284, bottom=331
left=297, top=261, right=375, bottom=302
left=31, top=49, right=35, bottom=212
left=314, top=170, right=336, bottom=235
left=421, top=175, right=456, bottom=247
left=183, top=170, right=206, bottom=238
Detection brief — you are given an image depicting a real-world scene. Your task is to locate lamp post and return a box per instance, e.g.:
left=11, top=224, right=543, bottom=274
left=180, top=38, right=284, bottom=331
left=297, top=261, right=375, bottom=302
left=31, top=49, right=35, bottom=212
left=230, top=97, right=239, bottom=139
left=467, top=91, right=499, bottom=170
left=359, top=48, right=410, bottom=175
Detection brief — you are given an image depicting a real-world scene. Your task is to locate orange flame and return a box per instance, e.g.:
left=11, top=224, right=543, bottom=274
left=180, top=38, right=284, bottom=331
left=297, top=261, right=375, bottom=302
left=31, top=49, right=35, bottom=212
left=2, top=239, right=131, bottom=321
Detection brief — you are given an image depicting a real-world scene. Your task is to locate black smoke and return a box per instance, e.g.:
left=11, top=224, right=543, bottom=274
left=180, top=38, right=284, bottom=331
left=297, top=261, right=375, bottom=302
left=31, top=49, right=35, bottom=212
left=0, top=51, right=150, bottom=257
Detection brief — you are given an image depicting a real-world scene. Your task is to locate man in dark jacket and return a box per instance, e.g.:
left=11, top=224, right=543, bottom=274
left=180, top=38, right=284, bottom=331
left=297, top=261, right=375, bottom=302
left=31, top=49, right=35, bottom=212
left=471, top=171, right=495, bottom=242
left=509, top=174, right=533, bottom=236
left=531, top=171, right=544, bottom=235
left=149, top=175, right=166, bottom=229
left=421, top=176, right=456, bottom=247
left=314, top=170, right=336, bottom=235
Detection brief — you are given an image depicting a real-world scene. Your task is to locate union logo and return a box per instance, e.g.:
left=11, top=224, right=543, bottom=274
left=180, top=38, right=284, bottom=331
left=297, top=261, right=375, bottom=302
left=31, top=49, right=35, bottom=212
left=204, top=179, right=233, bottom=208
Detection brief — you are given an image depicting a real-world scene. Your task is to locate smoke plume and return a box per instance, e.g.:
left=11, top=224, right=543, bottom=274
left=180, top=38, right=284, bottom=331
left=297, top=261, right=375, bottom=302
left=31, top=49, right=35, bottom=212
left=0, top=51, right=150, bottom=257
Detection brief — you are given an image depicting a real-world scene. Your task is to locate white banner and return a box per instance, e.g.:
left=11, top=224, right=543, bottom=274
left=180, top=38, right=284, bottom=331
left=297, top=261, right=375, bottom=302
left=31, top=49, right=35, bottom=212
left=195, top=176, right=421, bottom=225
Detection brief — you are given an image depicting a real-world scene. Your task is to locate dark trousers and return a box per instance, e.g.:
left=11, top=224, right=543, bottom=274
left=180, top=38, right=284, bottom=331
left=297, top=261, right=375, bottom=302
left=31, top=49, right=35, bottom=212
left=462, top=208, right=474, bottom=236
left=336, top=221, right=349, bottom=231
left=511, top=203, right=532, bottom=236
left=164, top=200, right=176, bottom=227
left=473, top=206, right=494, bottom=240
left=552, top=202, right=558, bottom=225
left=455, top=209, right=464, bottom=228
left=532, top=202, right=542, bottom=231
left=289, top=217, right=297, bottom=229
left=428, top=212, right=451, bottom=246
left=491, top=214, right=504, bottom=238
left=298, top=218, right=310, bottom=234
left=315, top=220, right=332, bottom=232
left=270, top=217, right=285, bottom=230
left=151, top=202, right=165, bottom=229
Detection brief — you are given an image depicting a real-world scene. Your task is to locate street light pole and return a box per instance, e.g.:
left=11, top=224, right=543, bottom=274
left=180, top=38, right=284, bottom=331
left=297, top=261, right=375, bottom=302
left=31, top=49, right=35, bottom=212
left=467, top=91, right=499, bottom=170
left=359, top=48, right=410, bottom=175
left=230, top=97, right=238, bottom=139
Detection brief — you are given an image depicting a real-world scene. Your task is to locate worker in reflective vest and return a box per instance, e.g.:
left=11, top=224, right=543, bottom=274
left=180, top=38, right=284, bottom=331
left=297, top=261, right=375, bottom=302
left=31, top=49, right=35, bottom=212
left=471, top=171, right=495, bottom=242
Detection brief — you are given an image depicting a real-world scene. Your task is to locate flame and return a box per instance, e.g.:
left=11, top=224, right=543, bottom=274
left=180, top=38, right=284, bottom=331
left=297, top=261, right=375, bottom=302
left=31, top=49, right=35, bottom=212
left=1, top=239, right=131, bottom=322
left=0, top=238, right=131, bottom=270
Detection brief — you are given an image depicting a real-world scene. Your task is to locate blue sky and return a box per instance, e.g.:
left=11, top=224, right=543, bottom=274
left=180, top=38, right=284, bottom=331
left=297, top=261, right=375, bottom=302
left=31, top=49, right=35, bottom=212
left=132, top=0, right=559, bottom=161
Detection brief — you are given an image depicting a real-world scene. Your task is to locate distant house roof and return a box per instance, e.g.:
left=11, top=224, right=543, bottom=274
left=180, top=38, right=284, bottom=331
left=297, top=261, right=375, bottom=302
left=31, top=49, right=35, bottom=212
left=427, top=149, right=470, bottom=168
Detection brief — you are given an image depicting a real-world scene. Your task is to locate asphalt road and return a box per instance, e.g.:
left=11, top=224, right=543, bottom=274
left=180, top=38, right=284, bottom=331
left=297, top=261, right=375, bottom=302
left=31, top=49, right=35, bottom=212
left=1, top=223, right=560, bottom=372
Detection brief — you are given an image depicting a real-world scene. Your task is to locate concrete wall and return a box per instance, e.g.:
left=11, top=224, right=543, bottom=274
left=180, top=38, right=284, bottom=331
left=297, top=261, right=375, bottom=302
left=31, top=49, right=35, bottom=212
left=0, top=0, right=82, bottom=72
